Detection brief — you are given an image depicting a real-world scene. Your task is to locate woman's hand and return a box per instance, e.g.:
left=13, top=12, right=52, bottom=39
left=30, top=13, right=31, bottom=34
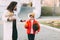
left=7, top=17, right=16, bottom=21
left=11, top=17, right=16, bottom=20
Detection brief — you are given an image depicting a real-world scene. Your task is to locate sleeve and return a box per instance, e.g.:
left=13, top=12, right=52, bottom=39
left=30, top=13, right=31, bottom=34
left=2, top=12, right=8, bottom=21
left=36, top=21, right=40, bottom=32
left=14, top=5, right=22, bottom=22
left=15, top=14, right=22, bottom=22
left=38, top=22, right=40, bottom=32
left=24, top=20, right=29, bottom=29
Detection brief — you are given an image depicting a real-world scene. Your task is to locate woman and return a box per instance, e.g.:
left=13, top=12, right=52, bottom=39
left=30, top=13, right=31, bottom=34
left=24, top=13, right=40, bottom=40
left=2, top=1, right=18, bottom=40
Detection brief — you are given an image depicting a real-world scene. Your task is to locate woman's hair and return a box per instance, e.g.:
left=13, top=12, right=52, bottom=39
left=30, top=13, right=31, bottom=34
left=7, top=1, right=17, bottom=12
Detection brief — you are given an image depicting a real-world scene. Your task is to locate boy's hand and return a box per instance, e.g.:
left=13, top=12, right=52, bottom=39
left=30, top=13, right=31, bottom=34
left=20, top=20, right=26, bottom=22
left=36, top=31, right=39, bottom=34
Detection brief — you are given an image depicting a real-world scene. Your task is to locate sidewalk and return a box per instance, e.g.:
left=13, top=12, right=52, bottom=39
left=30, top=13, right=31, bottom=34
left=38, top=16, right=60, bottom=21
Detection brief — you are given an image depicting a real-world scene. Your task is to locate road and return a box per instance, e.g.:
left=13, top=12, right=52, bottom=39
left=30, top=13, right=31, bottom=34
left=0, top=22, right=60, bottom=40
left=17, top=22, right=60, bottom=40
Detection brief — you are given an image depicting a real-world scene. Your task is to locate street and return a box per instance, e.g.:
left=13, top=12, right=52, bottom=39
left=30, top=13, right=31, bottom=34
left=0, top=22, right=60, bottom=40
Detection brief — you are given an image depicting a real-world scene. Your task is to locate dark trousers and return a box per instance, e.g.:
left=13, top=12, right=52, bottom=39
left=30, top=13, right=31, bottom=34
left=28, top=34, right=35, bottom=40
left=12, top=20, right=18, bottom=40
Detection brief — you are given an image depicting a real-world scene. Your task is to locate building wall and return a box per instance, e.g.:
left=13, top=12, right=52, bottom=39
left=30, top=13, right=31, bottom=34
left=42, top=0, right=60, bottom=7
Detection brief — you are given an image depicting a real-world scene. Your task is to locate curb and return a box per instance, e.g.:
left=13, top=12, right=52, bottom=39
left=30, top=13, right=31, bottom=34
left=40, top=24, right=60, bottom=32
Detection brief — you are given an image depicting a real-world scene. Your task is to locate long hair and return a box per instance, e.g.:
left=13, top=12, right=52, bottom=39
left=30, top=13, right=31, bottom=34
left=7, top=1, right=17, bottom=12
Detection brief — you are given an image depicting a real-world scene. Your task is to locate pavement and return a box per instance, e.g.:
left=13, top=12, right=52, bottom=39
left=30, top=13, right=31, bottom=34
left=0, top=20, right=60, bottom=40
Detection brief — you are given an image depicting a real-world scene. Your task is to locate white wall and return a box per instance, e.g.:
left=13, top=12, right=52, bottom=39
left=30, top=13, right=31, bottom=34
left=0, top=0, right=41, bottom=18
left=32, top=0, right=41, bottom=18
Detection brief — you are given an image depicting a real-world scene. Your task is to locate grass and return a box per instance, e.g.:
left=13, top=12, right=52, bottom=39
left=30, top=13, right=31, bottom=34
left=39, top=20, right=60, bottom=29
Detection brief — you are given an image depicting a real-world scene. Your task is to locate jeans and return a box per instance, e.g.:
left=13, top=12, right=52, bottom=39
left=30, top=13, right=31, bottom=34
left=12, top=20, right=18, bottom=40
left=28, top=34, right=35, bottom=40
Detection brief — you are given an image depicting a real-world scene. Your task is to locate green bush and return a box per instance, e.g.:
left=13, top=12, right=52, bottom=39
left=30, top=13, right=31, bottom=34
left=41, top=6, right=53, bottom=16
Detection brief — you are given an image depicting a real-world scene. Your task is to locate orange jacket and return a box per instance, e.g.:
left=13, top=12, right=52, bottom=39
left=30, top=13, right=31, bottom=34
left=25, top=19, right=40, bottom=34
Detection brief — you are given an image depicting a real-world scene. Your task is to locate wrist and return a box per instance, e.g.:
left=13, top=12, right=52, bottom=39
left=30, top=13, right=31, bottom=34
left=7, top=18, right=9, bottom=21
